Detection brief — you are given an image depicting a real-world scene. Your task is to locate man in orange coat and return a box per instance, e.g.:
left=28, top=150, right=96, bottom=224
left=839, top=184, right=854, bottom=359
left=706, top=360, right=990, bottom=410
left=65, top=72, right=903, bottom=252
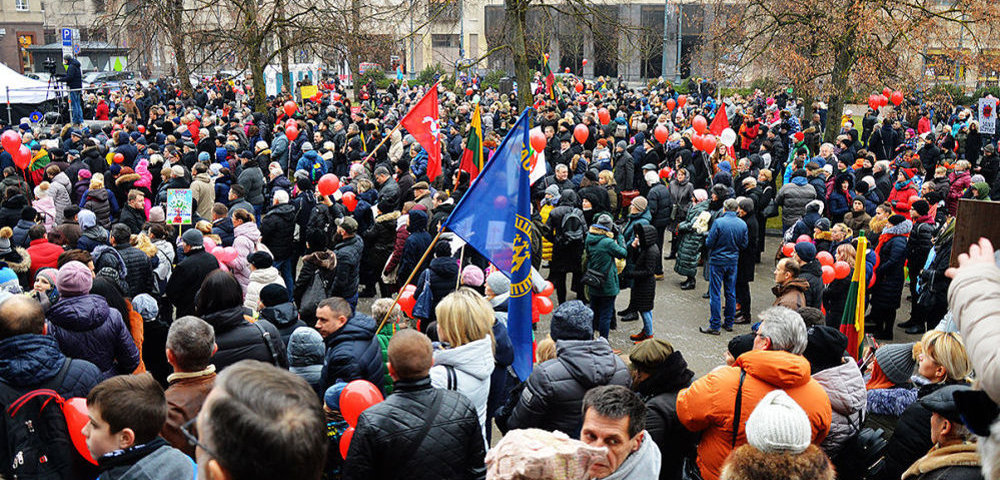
left=676, top=306, right=832, bottom=480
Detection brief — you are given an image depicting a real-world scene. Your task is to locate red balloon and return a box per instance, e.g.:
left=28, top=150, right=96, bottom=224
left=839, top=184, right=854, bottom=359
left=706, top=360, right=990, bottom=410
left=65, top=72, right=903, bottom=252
left=339, top=427, right=355, bottom=459
left=64, top=397, right=96, bottom=464
left=565, top=67, right=571, bottom=73
left=283, top=100, right=297, bottom=117
left=598, top=108, right=610, bottom=126
left=398, top=289, right=416, bottom=317
left=466, top=88, right=474, bottom=96
left=701, top=135, right=717, bottom=153
left=342, top=191, right=358, bottom=212
left=654, top=125, right=669, bottom=144
left=878, top=95, right=888, bottom=108
left=582, top=58, right=588, bottom=66
left=14, top=145, right=30, bottom=169
left=821, top=265, right=835, bottom=284
left=834, top=261, right=851, bottom=279
left=285, top=118, right=296, bottom=130
left=529, top=129, right=546, bottom=153
left=692, top=115, right=708, bottom=134
left=677, top=95, right=687, bottom=108
left=113, top=153, right=124, bottom=164
left=816, top=250, right=834, bottom=267
left=533, top=295, right=553, bottom=315
left=573, top=124, right=589, bottom=144
left=659, top=167, right=671, bottom=179
left=340, top=380, right=384, bottom=428
left=1, top=130, right=21, bottom=154
left=318, top=173, right=340, bottom=196
left=891, top=90, right=903, bottom=106
left=540, top=280, right=554, bottom=297
left=666, top=98, right=676, bottom=112
left=882, top=87, right=892, bottom=98
left=782, top=243, right=795, bottom=257
left=796, top=234, right=812, bottom=244
left=286, top=125, right=299, bottom=142
left=575, top=82, right=584, bottom=93
left=691, top=133, right=704, bottom=151
left=137, top=125, right=146, bottom=134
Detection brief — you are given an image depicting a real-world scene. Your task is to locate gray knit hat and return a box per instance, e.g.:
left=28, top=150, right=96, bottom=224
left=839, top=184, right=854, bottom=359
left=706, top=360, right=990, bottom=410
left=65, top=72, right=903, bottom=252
left=595, top=213, right=614, bottom=231
left=486, top=271, right=510, bottom=296
left=745, top=390, right=812, bottom=454
left=550, top=300, right=593, bottom=341
left=875, top=342, right=917, bottom=385
left=631, top=196, right=648, bottom=212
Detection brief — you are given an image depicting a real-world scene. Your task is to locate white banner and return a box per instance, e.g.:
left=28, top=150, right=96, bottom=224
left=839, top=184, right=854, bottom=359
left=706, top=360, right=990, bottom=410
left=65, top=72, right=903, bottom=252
left=979, top=98, right=997, bottom=135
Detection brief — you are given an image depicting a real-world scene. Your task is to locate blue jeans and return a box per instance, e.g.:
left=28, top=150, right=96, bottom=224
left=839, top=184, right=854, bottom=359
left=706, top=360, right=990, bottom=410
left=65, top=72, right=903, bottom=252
left=709, top=263, right=738, bottom=330
left=641, top=310, right=653, bottom=335
left=273, top=257, right=296, bottom=302
left=591, top=295, right=614, bottom=339
left=69, top=90, right=83, bottom=125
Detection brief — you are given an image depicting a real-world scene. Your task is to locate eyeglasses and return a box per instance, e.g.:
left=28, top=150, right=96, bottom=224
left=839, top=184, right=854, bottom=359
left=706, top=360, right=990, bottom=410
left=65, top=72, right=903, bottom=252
left=180, top=417, right=219, bottom=460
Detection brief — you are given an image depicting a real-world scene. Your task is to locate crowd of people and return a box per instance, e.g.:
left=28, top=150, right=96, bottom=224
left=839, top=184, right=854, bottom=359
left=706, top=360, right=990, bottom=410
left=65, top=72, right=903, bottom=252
left=1, top=55, right=1000, bottom=480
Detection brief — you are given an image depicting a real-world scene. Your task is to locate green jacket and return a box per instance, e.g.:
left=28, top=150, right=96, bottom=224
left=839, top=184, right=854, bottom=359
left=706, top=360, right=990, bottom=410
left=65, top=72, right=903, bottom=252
left=584, top=228, right=627, bottom=297
left=376, top=322, right=398, bottom=394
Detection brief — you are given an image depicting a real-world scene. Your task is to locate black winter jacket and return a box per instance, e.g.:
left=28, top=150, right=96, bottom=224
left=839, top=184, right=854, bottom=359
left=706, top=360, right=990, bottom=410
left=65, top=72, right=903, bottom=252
left=200, top=306, right=288, bottom=371
left=646, top=182, right=673, bottom=228
left=260, top=203, right=297, bottom=260
left=507, top=338, right=631, bottom=438
left=633, top=350, right=697, bottom=480
left=166, top=248, right=220, bottom=318
left=258, top=302, right=306, bottom=347
left=331, top=235, right=363, bottom=298
left=626, top=224, right=659, bottom=313
left=0, top=334, right=101, bottom=399
left=877, top=381, right=968, bottom=480
left=119, top=206, right=146, bottom=235
left=321, top=313, right=386, bottom=394
left=114, top=244, right=154, bottom=297
left=799, top=260, right=825, bottom=308
left=342, top=376, right=486, bottom=480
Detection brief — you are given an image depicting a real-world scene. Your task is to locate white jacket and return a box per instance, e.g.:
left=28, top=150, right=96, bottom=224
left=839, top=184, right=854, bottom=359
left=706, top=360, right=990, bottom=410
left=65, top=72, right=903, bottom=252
left=949, top=261, right=1000, bottom=404
left=430, top=336, right=494, bottom=440
left=244, top=266, right=286, bottom=311
left=812, top=358, right=867, bottom=456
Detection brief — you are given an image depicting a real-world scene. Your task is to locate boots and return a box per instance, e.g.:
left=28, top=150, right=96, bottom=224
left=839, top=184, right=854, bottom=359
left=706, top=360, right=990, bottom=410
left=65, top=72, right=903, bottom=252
left=680, top=277, right=696, bottom=290
left=630, top=331, right=652, bottom=342
left=620, top=312, right=639, bottom=322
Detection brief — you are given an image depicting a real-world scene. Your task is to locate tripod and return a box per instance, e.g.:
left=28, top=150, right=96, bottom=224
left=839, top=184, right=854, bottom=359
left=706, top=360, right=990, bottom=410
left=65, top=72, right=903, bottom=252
left=44, top=76, right=69, bottom=126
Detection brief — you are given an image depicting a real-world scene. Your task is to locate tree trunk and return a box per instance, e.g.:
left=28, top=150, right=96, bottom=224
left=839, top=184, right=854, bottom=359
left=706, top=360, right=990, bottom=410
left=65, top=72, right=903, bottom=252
left=170, top=0, right=193, bottom=95
left=824, top=46, right=853, bottom=143
left=250, top=50, right=268, bottom=113
left=278, top=0, right=292, bottom=96
left=506, top=0, right=532, bottom=111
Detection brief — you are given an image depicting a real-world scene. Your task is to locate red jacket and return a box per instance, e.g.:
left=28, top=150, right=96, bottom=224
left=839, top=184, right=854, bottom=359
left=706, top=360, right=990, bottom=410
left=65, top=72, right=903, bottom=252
left=26, top=237, right=63, bottom=280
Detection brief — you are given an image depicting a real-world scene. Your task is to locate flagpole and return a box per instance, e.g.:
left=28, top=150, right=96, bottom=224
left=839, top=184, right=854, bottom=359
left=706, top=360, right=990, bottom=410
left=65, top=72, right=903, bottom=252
left=376, top=227, right=446, bottom=334
left=363, top=82, right=440, bottom=166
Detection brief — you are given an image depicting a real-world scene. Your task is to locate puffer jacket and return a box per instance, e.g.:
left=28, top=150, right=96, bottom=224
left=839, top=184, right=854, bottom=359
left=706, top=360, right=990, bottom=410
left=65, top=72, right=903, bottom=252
left=190, top=173, right=215, bottom=219
left=634, top=350, right=698, bottom=480
left=949, top=262, right=1000, bottom=404
left=0, top=334, right=102, bottom=398
left=706, top=211, right=747, bottom=266
left=812, top=359, right=867, bottom=456
left=677, top=349, right=832, bottom=480
left=260, top=203, right=297, bottom=260
left=906, top=217, right=935, bottom=276
left=237, top=164, right=266, bottom=205
left=46, top=294, right=141, bottom=379
left=667, top=177, right=694, bottom=226
left=507, top=338, right=631, bottom=438
left=77, top=225, right=109, bottom=252
left=799, top=260, right=825, bottom=308
left=293, top=250, right=337, bottom=323
left=946, top=171, right=970, bottom=216
left=775, top=177, right=817, bottom=231
left=646, top=181, right=673, bottom=228
left=83, top=188, right=114, bottom=227
left=871, top=221, right=911, bottom=309
left=674, top=200, right=710, bottom=278
left=625, top=224, right=659, bottom=313
left=430, top=336, right=494, bottom=439
left=321, top=312, right=386, bottom=394
left=584, top=228, right=627, bottom=297
left=200, top=306, right=287, bottom=372
left=398, top=210, right=431, bottom=284
left=259, top=302, right=306, bottom=346
left=50, top=172, right=73, bottom=225
left=114, top=244, right=154, bottom=297
left=230, top=221, right=261, bottom=290
left=342, top=376, right=486, bottom=480
left=361, top=210, right=399, bottom=285
left=95, top=437, right=195, bottom=480
left=243, top=267, right=285, bottom=311
left=286, top=326, right=324, bottom=392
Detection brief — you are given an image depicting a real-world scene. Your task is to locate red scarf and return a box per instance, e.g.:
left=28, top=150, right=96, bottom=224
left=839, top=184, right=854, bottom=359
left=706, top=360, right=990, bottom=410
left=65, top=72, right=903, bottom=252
left=871, top=226, right=910, bottom=287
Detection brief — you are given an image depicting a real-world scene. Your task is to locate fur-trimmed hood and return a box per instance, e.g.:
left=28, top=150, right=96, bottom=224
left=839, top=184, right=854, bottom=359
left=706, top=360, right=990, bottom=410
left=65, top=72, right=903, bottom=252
left=375, top=210, right=400, bottom=224
left=115, top=172, right=141, bottom=186
left=2, top=247, right=31, bottom=273
left=901, top=442, right=980, bottom=479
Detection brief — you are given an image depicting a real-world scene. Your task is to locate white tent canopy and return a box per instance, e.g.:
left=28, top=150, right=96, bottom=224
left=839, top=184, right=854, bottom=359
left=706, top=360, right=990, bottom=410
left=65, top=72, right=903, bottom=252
left=0, top=62, right=60, bottom=104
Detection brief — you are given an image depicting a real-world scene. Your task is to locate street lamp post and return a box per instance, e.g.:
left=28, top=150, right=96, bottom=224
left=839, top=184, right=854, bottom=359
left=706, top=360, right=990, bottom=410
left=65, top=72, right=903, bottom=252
left=661, top=0, right=671, bottom=80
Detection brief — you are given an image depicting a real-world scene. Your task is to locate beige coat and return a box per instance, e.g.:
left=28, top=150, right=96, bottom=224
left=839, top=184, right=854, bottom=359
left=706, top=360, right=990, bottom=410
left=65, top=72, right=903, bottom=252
left=948, top=262, right=1000, bottom=404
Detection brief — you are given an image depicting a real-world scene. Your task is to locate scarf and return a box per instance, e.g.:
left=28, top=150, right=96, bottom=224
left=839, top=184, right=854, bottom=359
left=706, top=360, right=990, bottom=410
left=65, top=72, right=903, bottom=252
left=598, top=432, right=662, bottom=480
left=894, top=178, right=915, bottom=191
left=866, top=362, right=897, bottom=390
left=872, top=220, right=911, bottom=286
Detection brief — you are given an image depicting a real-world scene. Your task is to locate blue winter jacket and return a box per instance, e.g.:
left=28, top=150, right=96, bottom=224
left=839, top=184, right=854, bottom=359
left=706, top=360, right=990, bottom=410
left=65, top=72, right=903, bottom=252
left=46, top=294, right=140, bottom=379
left=0, top=334, right=102, bottom=398
left=410, top=149, right=428, bottom=178
left=271, top=133, right=290, bottom=168
left=296, top=150, right=327, bottom=179
left=321, top=313, right=386, bottom=395
left=705, top=211, right=748, bottom=266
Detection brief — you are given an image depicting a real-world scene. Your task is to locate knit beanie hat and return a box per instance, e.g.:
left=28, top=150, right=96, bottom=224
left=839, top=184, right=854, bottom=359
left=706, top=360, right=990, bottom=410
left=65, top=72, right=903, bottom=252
left=544, top=184, right=561, bottom=199
left=874, top=342, right=917, bottom=385
left=794, top=242, right=817, bottom=263
left=486, top=271, right=510, bottom=296
left=461, top=265, right=485, bottom=287
left=0, top=227, right=11, bottom=255
left=148, top=206, right=165, bottom=223
left=596, top=213, right=614, bottom=231
left=324, top=381, right=348, bottom=410
left=181, top=228, right=204, bottom=247
left=56, top=261, right=93, bottom=297
left=814, top=218, right=831, bottom=231
left=247, top=250, right=274, bottom=269
left=35, top=267, right=59, bottom=288
left=198, top=151, right=210, bottom=162
left=259, top=284, right=289, bottom=307
left=631, top=196, right=648, bottom=211
left=78, top=209, right=97, bottom=230
left=745, top=390, right=812, bottom=454
left=131, top=293, right=159, bottom=321
left=888, top=214, right=906, bottom=226
left=911, top=199, right=930, bottom=217
left=803, top=326, right=848, bottom=374
left=550, top=300, right=594, bottom=341
left=728, top=333, right=756, bottom=361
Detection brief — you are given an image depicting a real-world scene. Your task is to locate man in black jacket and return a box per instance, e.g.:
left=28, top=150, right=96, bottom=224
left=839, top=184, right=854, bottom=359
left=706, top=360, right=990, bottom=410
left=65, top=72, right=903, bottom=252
left=166, top=229, right=220, bottom=318
left=59, top=55, right=84, bottom=125
left=118, top=190, right=147, bottom=234
left=261, top=189, right=297, bottom=301
left=330, top=217, right=363, bottom=309
left=315, top=297, right=385, bottom=394
left=343, top=329, right=485, bottom=480
left=110, top=223, right=154, bottom=297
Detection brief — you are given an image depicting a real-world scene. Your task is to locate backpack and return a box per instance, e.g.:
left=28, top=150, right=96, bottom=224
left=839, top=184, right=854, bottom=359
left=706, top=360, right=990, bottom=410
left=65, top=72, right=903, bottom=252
left=614, top=123, right=628, bottom=139
left=0, top=361, right=92, bottom=480
left=558, top=208, right=586, bottom=243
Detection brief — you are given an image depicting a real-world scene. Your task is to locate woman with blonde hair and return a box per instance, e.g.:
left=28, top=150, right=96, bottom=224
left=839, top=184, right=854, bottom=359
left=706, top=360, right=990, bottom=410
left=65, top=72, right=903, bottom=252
left=81, top=172, right=118, bottom=228
left=430, top=287, right=496, bottom=443
left=878, top=330, right=973, bottom=480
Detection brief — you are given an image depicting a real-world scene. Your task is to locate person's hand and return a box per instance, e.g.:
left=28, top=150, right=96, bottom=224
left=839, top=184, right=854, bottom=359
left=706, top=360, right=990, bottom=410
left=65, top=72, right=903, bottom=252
left=946, top=237, right=995, bottom=278
left=631, top=237, right=640, bottom=248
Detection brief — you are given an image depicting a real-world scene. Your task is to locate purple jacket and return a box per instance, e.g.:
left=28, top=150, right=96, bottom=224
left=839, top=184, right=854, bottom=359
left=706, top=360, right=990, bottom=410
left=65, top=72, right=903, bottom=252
left=46, top=294, right=140, bottom=379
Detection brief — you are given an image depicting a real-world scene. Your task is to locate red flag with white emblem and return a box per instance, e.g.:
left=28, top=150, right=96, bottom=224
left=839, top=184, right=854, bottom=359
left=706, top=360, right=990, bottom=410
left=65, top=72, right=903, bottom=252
left=400, top=84, right=442, bottom=181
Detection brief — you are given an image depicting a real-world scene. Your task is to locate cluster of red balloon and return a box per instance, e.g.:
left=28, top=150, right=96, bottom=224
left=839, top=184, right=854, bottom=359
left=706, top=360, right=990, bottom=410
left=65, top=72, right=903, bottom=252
left=201, top=237, right=238, bottom=272
left=338, top=380, right=385, bottom=458
left=781, top=237, right=853, bottom=284
left=533, top=280, right=555, bottom=315
left=285, top=117, right=300, bottom=142
left=781, top=235, right=814, bottom=258
left=868, top=88, right=904, bottom=110
left=1, top=130, right=31, bottom=169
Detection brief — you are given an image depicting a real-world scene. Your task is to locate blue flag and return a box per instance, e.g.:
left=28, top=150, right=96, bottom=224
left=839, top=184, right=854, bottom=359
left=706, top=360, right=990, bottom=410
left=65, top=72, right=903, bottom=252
left=444, top=109, right=534, bottom=380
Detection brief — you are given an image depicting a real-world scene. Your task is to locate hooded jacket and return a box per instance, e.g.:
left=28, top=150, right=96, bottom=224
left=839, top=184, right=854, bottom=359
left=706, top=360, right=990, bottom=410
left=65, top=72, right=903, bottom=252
left=286, top=327, right=324, bottom=391
left=775, top=176, right=817, bottom=230
left=507, top=338, right=631, bottom=438
left=50, top=172, right=73, bottom=225
left=772, top=277, right=810, bottom=310
left=331, top=234, right=363, bottom=298
left=190, top=172, right=215, bottom=219
left=200, top=306, right=287, bottom=372
left=812, top=358, right=867, bottom=456
left=398, top=210, right=431, bottom=284
left=321, top=312, right=386, bottom=394
left=230, top=221, right=261, bottom=289
left=600, top=432, right=662, bottom=480
left=634, top=350, right=697, bottom=480
left=430, top=336, right=495, bottom=439
left=677, top=349, right=832, bottom=480
left=799, top=260, right=825, bottom=308
left=626, top=224, right=659, bottom=313
left=95, top=437, right=195, bottom=480
left=46, top=294, right=141, bottom=379
left=83, top=188, right=115, bottom=228
left=260, top=203, right=297, bottom=260
left=260, top=302, right=306, bottom=347
left=243, top=267, right=285, bottom=311
left=871, top=220, right=911, bottom=308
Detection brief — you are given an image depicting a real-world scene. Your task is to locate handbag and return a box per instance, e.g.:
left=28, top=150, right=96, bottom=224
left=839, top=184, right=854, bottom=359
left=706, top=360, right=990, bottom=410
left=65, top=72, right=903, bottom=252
left=299, top=271, right=332, bottom=318
left=581, top=268, right=607, bottom=288
left=381, top=254, right=398, bottom=284
left=620, top=190, right=640, bottom=210
left=763, top=199, right=779, bottom=218
left=412, top=274, right=433, bottom=319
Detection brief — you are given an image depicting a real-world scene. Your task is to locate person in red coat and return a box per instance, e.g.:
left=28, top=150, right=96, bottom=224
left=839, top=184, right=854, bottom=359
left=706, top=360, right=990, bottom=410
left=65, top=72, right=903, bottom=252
left=25, top=224, right=64, bottom=281
left=887, top=169, right=919, bottom=215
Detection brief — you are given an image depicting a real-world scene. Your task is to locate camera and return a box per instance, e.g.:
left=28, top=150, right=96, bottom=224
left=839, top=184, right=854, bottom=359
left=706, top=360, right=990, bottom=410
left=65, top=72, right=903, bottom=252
left=43, top=57, right=57, bottom=75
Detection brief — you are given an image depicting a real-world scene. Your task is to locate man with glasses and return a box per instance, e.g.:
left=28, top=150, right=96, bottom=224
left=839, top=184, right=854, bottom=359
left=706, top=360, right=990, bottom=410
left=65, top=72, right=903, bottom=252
left=676, top=307, right=832, bottom=480
left=186, top=360, right=325, bottom=480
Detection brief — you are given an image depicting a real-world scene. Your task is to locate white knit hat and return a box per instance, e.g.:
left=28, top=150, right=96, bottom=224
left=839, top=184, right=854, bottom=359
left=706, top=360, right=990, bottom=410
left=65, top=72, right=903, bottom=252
left=745, top=390, right=811, bottom=454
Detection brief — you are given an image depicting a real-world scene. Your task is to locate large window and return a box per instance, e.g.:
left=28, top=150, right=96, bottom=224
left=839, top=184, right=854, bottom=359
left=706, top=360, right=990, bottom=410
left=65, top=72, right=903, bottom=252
left=15, top=0, right=29, bottom=11
left=432, top=34, right=459, bottom=48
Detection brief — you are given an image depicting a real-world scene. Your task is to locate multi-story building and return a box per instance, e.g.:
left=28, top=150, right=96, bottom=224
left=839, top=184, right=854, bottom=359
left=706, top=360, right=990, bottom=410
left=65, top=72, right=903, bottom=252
left=0, top=0, right=46, bottom=73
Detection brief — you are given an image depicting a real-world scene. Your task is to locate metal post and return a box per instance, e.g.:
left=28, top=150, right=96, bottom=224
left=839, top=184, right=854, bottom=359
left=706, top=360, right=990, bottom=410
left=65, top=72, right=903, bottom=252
left=675, top=2, right=683, bottom=83
left=661, top=0, right=671, bottom=80
left=410, top=0, right=415, bottom=79
left=6, top=87, right=11, bottom=125
left=459, top=0, right=465, bottom=59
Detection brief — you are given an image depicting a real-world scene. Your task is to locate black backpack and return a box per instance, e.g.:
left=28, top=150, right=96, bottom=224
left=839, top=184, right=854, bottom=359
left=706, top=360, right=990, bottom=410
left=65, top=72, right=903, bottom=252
left=558, top=208, right=586, bottom=244
left=0, top=361, right=81, bottom=480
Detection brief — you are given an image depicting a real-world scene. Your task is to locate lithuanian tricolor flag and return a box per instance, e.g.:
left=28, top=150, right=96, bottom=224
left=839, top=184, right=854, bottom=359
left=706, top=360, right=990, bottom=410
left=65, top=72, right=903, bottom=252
left=542, top=55, right=555, bottom=98
left=459, top=103, right=484, bottom=179
left=839, top=236, right=868, bottom=359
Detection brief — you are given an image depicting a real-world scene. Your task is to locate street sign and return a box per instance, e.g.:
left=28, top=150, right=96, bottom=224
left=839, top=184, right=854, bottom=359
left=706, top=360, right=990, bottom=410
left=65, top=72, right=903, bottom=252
left=29, top=111, right=42, bottom=123
left=61, top=28, right=79, bottom=64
